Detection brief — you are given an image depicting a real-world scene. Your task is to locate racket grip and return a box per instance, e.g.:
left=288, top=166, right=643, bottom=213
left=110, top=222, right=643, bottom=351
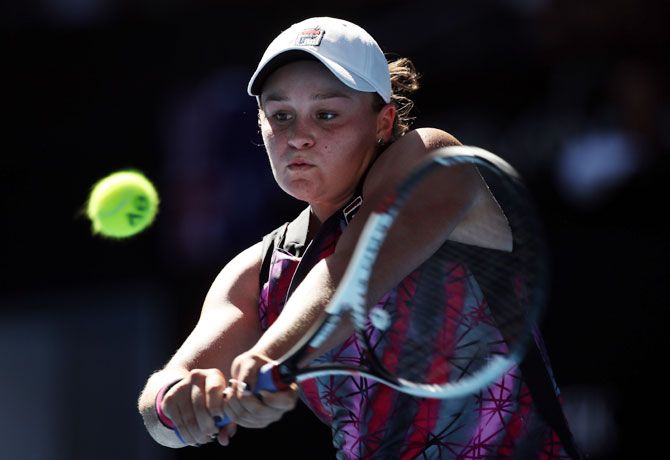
left=255, top=362, right=280, bottom=391
left=213, top=363, right=282, bottom=428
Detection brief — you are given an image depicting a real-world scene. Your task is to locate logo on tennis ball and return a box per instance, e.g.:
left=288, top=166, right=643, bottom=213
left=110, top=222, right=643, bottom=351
left=86, top=170, right=159, bottom=238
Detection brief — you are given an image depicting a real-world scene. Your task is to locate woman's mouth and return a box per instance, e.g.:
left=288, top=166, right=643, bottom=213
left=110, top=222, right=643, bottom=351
left=288, top=160, right=314, bottom=171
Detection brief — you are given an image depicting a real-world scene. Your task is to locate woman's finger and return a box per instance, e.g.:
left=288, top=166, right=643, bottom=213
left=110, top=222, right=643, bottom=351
left=224, top=389, right=287, bottom=428
left=257, top=388, right=298, bottom=411
left=205, top=376, right=227, bottom=421
left=173, top=398, right=201, bottom=446
left=216, top=422, right=237, bottom=446
left=190, top=381, right=218, bottom=442
left=161, top=382, right=198, bottom=446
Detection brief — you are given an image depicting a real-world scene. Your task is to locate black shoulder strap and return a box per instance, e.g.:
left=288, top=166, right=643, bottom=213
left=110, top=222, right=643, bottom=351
left=283, top=206, right=311, bottom=257
left=285, top=204, right=345, bottom=300
left=258, top=223, right=286, bottom=290
left=258, top=207, right=311, bottom=290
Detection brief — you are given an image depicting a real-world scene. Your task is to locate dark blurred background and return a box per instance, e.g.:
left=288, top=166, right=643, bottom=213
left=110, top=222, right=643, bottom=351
left=2, top=1, right=668, bottom=459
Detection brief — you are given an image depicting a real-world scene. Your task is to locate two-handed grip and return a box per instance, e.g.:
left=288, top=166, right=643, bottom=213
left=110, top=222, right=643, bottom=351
left=214, top=362, right=281, bottom=428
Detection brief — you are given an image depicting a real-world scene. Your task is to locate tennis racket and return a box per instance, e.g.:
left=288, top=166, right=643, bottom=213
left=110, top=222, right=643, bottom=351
left=216, top=145, right=548, bottom=427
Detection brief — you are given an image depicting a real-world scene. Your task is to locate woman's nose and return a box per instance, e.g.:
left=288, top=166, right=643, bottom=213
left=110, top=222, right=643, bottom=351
left=287, top=118, right=315, bottom=150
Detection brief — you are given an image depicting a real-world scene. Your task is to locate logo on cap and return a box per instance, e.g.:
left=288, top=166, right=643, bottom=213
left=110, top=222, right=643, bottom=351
left=295, top=27, right=325, bottom=46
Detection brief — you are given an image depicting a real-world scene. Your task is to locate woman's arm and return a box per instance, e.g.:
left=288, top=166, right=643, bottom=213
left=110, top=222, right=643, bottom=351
left=137, top=242, right=266, bottom=447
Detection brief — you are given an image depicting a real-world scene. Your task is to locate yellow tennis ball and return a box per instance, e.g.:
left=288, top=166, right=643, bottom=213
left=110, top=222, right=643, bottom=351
left=86, top=170, right=159, bottom=238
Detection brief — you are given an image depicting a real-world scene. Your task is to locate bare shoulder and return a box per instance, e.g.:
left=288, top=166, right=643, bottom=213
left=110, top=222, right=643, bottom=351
left=410, top=127, right=462, bottom=151
left=363, top=128, right=462, bottom=196
left=201, top=241, right=263, bottom=315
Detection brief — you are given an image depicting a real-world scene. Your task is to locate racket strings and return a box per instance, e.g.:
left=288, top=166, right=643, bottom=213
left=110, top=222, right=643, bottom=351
left=363, top=244, right=494, bottom=386
left=363, top=195, right=544, bottom=391
left=394, top=256, right=451, bottom=382
left=317, top=153, right=549, bottom=398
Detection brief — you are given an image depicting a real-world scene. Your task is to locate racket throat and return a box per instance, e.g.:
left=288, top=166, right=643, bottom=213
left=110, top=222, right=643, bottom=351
left=276, top=362, right=298, bottom=388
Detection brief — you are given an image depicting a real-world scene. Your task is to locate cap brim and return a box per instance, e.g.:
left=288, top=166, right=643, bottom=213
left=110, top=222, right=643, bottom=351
left=248, top=48, right=377, bottom=99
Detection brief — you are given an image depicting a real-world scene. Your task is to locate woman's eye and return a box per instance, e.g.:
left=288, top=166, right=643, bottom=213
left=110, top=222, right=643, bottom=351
left=317, top=112, right=337, bottom=121
left=272, top=112, right=292, bottom=122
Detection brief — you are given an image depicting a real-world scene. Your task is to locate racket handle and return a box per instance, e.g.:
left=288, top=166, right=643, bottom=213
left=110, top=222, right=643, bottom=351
left=213, top=363, right=282, bottom=428
left=256, top=362, right=281, bottom=391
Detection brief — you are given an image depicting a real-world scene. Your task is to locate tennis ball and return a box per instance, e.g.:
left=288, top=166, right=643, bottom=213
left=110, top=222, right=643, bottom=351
left=86, top=170, right=159, bottom=238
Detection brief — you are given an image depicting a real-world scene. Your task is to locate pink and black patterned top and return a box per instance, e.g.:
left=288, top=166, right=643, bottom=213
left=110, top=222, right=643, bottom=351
left=258, top=207, right=570, bottom=459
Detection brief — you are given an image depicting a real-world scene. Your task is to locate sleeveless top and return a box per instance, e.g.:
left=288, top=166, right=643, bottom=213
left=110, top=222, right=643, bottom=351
left=257, top=197, right=576, bottom=459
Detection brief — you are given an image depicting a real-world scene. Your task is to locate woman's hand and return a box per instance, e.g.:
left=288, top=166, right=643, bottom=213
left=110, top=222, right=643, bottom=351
left=224, top=350, right=299, bottom=428
left=160, top=368, right=236, bottom=446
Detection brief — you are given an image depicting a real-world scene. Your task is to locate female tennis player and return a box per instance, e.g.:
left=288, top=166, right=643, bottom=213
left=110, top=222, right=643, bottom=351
left=138, top=17, right=578, bottom=459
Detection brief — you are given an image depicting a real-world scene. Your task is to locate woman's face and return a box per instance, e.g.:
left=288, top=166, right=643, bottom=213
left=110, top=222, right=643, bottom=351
left=258, top=60, right=393, bottom=219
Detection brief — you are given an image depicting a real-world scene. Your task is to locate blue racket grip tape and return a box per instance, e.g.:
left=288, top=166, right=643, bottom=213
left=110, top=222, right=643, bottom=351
left=214, top=362, right=279, bottom=428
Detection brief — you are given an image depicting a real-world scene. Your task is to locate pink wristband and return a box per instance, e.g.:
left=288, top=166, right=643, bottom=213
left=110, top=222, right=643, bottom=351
left=155, top=379, right=182, bottom=430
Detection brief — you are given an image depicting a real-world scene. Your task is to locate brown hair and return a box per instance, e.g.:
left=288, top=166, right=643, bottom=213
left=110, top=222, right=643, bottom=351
left=374, top=57, right=420, bottom=141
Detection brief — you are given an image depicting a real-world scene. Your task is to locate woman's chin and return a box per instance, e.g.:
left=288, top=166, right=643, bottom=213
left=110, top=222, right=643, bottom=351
left=281, top=181, right=318, bottom=202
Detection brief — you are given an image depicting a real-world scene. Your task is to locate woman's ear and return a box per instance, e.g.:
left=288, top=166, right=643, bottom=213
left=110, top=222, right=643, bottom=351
left=375, top=103, right=396, bottom=142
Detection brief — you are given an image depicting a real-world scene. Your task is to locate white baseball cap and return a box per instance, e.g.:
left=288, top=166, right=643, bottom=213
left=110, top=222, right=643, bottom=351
left=247, top=17, right=392, bottom=103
